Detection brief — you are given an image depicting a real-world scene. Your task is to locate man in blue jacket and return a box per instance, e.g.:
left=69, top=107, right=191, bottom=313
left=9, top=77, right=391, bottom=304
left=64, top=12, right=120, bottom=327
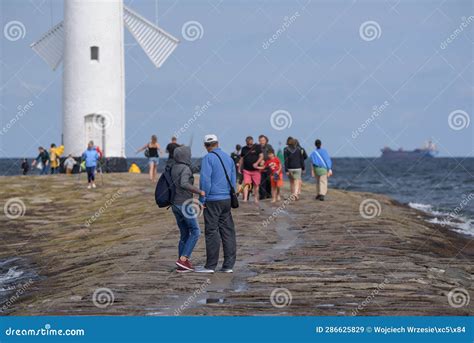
left=309, top=139, right=333, bottom=201
left=197, top=134, right=237, bottom=273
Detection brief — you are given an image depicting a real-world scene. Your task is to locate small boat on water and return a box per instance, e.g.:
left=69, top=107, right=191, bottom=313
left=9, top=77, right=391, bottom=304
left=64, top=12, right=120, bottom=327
left=380, top=140, right=438, bottom=159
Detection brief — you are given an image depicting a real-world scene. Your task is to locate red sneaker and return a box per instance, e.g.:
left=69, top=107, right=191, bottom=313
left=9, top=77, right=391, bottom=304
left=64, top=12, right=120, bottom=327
left=176, top=259, right=194, bottom=271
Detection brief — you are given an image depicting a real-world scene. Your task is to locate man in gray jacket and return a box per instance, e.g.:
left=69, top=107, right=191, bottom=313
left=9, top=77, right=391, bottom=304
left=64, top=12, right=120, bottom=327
left=171, top=145, right=205, bottom=272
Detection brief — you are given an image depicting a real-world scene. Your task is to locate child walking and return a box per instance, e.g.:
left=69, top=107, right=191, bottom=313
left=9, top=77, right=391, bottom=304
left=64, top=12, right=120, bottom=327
left=64, top=154, right=77, bottom=175
left=259, top=148, right=283, bottom=203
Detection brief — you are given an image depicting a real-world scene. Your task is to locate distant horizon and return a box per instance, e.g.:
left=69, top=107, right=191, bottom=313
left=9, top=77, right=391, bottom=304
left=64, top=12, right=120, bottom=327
left=1, top=133, right=470, bottom=159
left=2, top=154, right=473, bottom=160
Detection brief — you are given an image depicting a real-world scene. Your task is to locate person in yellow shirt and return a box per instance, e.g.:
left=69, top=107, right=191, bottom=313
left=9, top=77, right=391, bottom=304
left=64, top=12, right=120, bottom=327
left=128, top=163, right=141, bottom=174
left=49, top=143, right=64, bottom=174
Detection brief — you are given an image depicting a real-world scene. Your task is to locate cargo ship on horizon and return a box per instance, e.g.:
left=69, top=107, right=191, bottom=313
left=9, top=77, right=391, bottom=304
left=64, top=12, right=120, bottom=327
left=380, top=141, right=438, bottom=159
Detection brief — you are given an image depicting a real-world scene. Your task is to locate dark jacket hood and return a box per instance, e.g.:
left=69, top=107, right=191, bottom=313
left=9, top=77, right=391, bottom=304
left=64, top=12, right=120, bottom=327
left=173, top=145, right=192, bottom=165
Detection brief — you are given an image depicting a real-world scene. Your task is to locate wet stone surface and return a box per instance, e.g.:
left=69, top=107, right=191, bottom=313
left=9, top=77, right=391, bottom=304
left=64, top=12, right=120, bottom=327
left=0, top=173, right=472, bottom=316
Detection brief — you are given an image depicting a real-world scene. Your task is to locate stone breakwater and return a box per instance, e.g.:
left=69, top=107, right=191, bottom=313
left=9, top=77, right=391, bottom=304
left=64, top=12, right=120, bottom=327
left=0, top=174, right=472, bottom=316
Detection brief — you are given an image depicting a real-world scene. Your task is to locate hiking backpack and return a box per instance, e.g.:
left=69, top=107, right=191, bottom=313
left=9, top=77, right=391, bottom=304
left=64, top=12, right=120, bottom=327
left=155, top=165, right=176, bottom=208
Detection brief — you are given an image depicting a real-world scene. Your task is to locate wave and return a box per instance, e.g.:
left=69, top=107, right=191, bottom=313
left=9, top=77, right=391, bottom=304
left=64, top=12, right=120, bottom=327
left=0, top=257, right=39, bottom=309
left=0, top=267, right=24, bottom=285
left=0, top=267, right=26, bottom=293
left=409, top=202, right=474, bottom=237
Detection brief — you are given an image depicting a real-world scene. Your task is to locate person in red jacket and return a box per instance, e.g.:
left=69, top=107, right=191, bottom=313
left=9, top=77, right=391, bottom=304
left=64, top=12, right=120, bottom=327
left=258, top=148, right=283, bottom=203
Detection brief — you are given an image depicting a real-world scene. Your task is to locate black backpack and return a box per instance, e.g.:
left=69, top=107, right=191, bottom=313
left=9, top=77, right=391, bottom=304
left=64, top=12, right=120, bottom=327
left=155, top=165, right=176, bottom=208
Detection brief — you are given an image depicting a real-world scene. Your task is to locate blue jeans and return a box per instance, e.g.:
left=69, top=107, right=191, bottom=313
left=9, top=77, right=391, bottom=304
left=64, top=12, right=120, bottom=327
left=86, top=166, right=96, bottom=183
left=172, top=203, right=201, bottom=258
left=40, top=164, right=49, bottom=175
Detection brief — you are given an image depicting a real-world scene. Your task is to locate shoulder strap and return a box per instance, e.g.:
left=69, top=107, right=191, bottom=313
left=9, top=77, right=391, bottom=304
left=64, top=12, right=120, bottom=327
left=210, top=151, right=235, bottom=192
left=313, top=150, right=328, bottom=169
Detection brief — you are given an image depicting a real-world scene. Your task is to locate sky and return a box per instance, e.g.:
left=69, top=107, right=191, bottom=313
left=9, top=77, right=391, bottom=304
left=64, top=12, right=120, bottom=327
left=0, top=0, right=473, bottom=158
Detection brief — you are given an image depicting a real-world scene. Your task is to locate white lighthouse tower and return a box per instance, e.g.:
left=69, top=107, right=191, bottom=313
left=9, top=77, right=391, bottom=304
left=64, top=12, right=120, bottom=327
left=31, top=0, right=179, bottom=170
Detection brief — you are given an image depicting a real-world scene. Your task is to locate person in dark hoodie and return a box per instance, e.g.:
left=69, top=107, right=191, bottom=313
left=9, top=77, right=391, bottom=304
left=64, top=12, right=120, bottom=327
left=258, top=135, right=274, bottom=200
left=171, top=145, right=205, bottom=273
left=294, top=138, right=308, bottom=198
left=284, top=137, right=305, bottom=200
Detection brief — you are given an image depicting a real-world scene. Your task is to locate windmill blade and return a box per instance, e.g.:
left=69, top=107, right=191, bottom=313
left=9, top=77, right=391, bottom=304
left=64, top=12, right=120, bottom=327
left=30, top=21, right=64, bottom=71
left=123, top=6, right=179, bottom=68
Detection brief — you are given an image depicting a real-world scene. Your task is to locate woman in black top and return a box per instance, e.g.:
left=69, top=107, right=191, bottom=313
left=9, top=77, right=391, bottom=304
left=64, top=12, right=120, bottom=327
left=284, top=137, right=305, bottom=199
left=137, top=135, right=162, bottom=182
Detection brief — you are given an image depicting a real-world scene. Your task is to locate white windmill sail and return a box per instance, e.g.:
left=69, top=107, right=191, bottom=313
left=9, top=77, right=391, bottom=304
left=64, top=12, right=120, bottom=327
left=30, top=21, right=64, bottom=70
left=123, top=6, right=179, bottom=68
left=31, top=6, right=179, bottom=70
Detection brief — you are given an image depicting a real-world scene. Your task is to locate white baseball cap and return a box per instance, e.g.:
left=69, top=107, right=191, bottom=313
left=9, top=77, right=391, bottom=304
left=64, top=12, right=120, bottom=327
left=204, top=134, right=218, bottom=144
